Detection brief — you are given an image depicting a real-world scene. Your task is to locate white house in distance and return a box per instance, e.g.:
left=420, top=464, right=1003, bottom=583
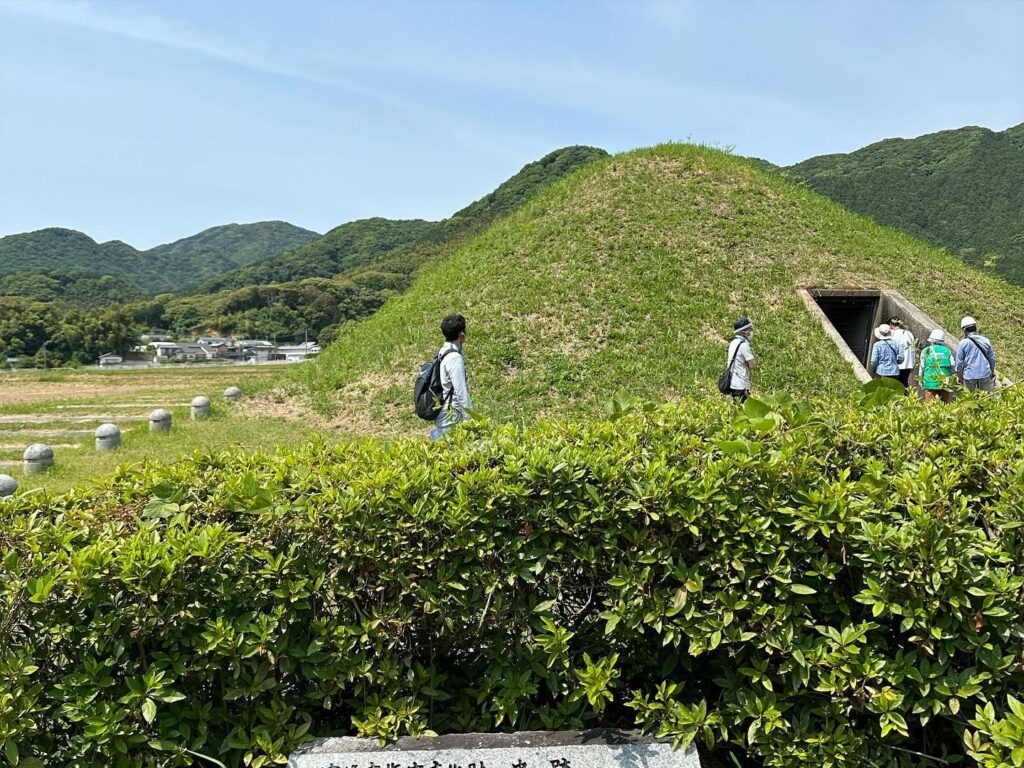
left=148, top=342, right=225, bottom=362
left=276, top=342, right=321, bottom=362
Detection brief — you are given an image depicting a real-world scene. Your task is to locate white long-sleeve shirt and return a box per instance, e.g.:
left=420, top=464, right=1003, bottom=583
left=435, top=342, right=471, bottom=428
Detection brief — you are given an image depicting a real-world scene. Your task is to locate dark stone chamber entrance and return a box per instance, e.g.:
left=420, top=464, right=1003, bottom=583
left=809, top=292, right=879, bottom=365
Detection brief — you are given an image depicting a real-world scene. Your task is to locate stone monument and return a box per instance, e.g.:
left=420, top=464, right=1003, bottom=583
left=95, top=423, right=122, bottom=452
left=149, top=408, right=173, bottom=433
left=0, top=474, right=16, bottom=498
left=224, top=386, right=242, bottom=402
left=191, top=396, right=212, bottom=420
left=289, top=730, right=701, bottom=768
left=23, top=443, right=54, bottom=475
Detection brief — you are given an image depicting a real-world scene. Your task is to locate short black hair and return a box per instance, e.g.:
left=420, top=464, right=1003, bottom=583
left=963, top=324, right=977, bottom=335
left=441, top=314, right=466, bottom=342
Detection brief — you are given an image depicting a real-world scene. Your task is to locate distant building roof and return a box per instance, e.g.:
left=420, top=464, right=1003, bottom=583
left=236, top=339, right=275, bottom=348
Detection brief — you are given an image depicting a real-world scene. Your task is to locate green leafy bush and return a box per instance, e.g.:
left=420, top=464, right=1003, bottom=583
left=4, top=390, right=1024, bottom=767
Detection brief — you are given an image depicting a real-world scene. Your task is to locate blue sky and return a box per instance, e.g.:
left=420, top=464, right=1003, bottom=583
left=1, top=0, right=1021, bottom=249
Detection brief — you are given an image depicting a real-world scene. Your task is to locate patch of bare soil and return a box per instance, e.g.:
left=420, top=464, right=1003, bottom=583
left=328, top=370, right=415, bottom=437
left=236, top=389, right=325, bottom=426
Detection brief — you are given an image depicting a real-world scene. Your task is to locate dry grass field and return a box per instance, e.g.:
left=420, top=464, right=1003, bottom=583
left=0, top=365, right=323, bottom=494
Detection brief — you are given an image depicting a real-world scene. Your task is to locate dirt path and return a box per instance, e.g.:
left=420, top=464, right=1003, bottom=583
left=0, top=414, right=148, bottom=424
left=0, top=427, right=134, bottom=437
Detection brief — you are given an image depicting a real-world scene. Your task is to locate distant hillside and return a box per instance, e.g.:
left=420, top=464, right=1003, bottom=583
left=146, top=221, right=321, bottom=288
left=0, top=268, right=146, bottom=307
left=149, top=146, right=609, bottom=341
left=202, top=145, right=610, bottom=293
left=786, top=123, right=1024, bottom=285
left=298, top=144, right=1024, bottom=430
left=0, top=221, right=319, bottom=294
left=201, top=218, right=435, bottom=292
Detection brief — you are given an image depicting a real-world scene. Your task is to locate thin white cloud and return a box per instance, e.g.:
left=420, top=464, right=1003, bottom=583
left=1, top=0, right=414, bottom=111
left=0, top=0, right=539, bottom=162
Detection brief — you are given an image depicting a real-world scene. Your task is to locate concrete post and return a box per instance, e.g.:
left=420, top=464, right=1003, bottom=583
left=0, top=474, right=16, bottom=498
left=23, top=443, right=54, bottom=475
left=224, top=386, right=241, bottom=402
left=95, top=423, right=122, bottom=452
left=191, top=396, right=212, bottom=420
left=149, top=408, right=172, bottom=433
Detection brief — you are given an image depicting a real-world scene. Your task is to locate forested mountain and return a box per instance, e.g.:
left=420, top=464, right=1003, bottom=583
left=154, top=145, right=610, bottom=342
left=0, top=268, right=146, bottom=307
left=0, top=146, right=609, bottom=363
left=785, top=123, right=1024, bottom=284
left=203, top=145, right=609, bottom=293
left=201, top=218, right=435, bottom=292
left=145, top=221, right=320, bottom=286
left=0, top=220, right=319, bottom=294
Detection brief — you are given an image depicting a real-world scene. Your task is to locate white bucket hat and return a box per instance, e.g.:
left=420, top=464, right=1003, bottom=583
left=874, top=323, right=893, bottom=340
left=928, top=329, right=945, bottom=343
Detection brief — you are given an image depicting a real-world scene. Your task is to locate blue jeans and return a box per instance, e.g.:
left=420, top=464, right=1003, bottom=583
left=965, top=376, right=994, bottom=393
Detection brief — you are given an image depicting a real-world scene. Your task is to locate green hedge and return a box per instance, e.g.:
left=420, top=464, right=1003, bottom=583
left=4, top=390, right=1024, bottom=767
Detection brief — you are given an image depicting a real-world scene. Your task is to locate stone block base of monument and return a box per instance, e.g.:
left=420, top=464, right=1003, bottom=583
left=288, top=730, right=702, bottom=768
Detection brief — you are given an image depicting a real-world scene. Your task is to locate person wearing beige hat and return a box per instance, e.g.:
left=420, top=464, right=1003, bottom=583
left=888, top=316, right=917, bottom=388
left=919, top=329, right=954, bottom=402
left=869, top=323, right=905, bottom=384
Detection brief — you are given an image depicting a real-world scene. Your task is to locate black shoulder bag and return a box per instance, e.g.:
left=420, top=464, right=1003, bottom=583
left=717, top=339, right=746, bottom=395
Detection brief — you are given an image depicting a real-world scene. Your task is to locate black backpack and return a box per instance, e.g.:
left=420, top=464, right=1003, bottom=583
left=413, top=348, right=459, bottom=421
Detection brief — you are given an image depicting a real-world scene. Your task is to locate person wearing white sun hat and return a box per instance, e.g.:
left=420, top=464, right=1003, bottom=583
left=869, top=323, right=905, bottom=384
left=919, top=329, right=954, bottom=402
left=888, top=316, right=917, bottom=388
left=955, top=316, right=996, bottom=393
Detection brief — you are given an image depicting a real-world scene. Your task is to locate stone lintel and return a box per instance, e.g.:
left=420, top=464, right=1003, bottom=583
left=289, top=730, right=700, bottom=768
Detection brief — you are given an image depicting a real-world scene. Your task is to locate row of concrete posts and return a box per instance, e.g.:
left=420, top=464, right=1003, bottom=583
left=0, top=387, right=243, bottom=498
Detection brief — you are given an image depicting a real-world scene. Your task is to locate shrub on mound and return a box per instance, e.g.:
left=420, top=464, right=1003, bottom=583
left=3, top=390, right=1024, bottom=767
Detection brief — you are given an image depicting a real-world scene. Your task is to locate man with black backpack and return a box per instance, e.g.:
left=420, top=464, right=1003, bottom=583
left=955, top=316, right=997, bottom=393
left=414, top=314, right=471, bottom=441
left=720, top=316, right=755, bottom=402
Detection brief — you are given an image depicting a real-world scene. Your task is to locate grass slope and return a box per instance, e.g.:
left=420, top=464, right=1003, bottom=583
left=299, top=143, right=1024, bottom=432
left=0, top=221, right=319, bottom=294
left=786, top=123, right=1024, bottom=285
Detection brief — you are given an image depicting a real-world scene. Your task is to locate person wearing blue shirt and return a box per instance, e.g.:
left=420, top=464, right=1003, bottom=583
left=869, top=323, right=905, bottom=382
left=955, top=316, right=997, bottom=393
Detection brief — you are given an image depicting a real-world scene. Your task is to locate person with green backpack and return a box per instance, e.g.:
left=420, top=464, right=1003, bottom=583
left=918, top=329, right=955, bottom=403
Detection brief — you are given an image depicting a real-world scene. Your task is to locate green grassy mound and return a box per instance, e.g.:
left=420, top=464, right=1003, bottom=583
left=5, top=389, right=1024, bottom=767
left=298, top=144, right=1024, bottom=431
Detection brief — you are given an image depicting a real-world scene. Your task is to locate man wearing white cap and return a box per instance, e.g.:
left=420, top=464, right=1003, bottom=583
left=955, top=316, right=996, bottom=393
left=724, top=316, right=755, bottom=402
left=919, top=329, right=954, bottom=402
left=869, top=324, right=905, bottom=383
